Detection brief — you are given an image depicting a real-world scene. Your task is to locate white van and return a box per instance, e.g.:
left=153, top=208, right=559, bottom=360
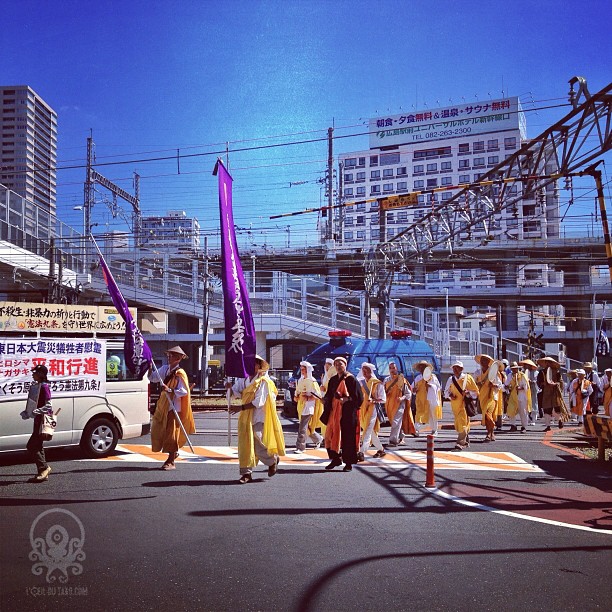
left=0, top=341, right=150, bottom=458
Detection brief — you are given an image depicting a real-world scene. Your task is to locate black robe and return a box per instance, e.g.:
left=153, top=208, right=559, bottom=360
left=321, top=372, right=363, bottom=464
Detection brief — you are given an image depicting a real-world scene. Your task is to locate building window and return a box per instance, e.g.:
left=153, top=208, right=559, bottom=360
left=356, top=171, right=366, bottom=181
left=371, top=185, right=381, bottom=194
left=487, top=139, right=499, bottom=151
left=344, top=231, right=353, bottom=240
left=426, top=178, right=438, bottom=188
left=356, top=186, right=366, bottom=196
left=473, top=157, right=485, bottom=168
left=344, top=188, right=353, bottom=196
left=441, top=176, right=452, bottom=186
left=398, top=211, right=408, bottom=222
left=356, top=215, right=365, bottom=225
left=504, top=136, right=517, bottom=149
left=383, top=183, right=393, bottom=192
left=441, top=192, right=452, bottom=200
left=397, top=181, right=407, bottom=191
left=459, top=159, right=470, bottom=169
left=380, top=152, right=400, bottom=165
left=473, top=173, right=482, bottom=181
left=371, top=170, right=381, bottom=180
left=426, top=163, right=437, bottom=173
left=371, top=214, right=379, bottom=224
left=370, top=155, right=378, bottom=166
left=387, top=212, right=394, bottom=224
left=441, top=161, right=452, bottom=171
left=370, top=201, right=379, bottom=211
left=383, top=168, right=394, bottom=178
left=459, top=174, right=470, bottom=184
left=387, top=229, right=395, bottom=239
left=345, top=158, right=356, bottom=168
left=414, top=180, right=424, bottom=189
left=397, top=167, right=407, bottom=176
left=371, top=229, right=380, bottom=240
left=417, top=195, right=425, bottom=204
left=344, top=216, right=354, bottom=226
left=523, top=220, right=540, bottom=233
left=415, top=209, right=424, bottom=218
left=458, top=143, right=470, bottom=155
left=358, top=156, right=366, bottom=167
left=473, top=141, right=485, bottom=152
left=344, top=173, right=353, bottom=182
left=488, top=155, right=499, bottom=166
left=413, top=164, right=424, bottom=174
left=357, top=230, right=366, bottom=240
left=356, top=201, right=366, bottom=211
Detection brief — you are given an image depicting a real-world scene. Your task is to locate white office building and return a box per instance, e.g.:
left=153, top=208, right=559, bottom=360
left=336, top=97, right=560, bottom=251
left=141, top=210, right=201, bottom=251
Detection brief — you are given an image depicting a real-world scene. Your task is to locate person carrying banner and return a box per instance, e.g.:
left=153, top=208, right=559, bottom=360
left=384, top=361, right=414, bottom=446
left=321, top=356, right=363, bottom=472
left=294, top=361, right=324, bottom=453
left=475, top=354, right=503, bottom=442
left=357, top=362, right=387, bottom=461
left=444, top=361, right=479, bottom=450
left=150, top=346, right=196, bottom=470
left=505, top=362, right=531, bottom=433
left=20, top=365, right=53, bottom=483
left=413, top=361, right=443, bottom=437
left=226, top=355, right=285, bottom=484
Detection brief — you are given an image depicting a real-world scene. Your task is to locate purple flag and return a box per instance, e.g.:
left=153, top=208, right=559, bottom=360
left=214, top=159, right=256, bottom=377
left=99, top=254, right=153, bottom=380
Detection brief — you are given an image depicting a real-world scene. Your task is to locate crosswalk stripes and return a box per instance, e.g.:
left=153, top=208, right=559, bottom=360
left=79, top=443, right=542, bottom=472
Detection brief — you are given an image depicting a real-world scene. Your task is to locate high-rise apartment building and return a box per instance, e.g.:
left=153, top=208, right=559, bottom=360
left=0, top=85, right=57, bottom=215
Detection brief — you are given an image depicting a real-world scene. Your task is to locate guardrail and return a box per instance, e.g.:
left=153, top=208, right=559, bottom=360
left=584, top=414, right=612, bottom=460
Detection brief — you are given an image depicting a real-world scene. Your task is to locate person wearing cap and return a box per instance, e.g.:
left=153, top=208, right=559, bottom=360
left=294, top=361, right=324, bottom=453
left=583, top=362, right=601, bottom=414
left=321, top=356, right=363, bottom=471
left=568, top=369, right=593, bottom=425
left=384, top=361, right=414, bottom=446
left=600, top=368, right=612, bottom=417
left=444, top=361, right=479, bottom=449
left=505, top=363, right=531, bottom=433
left=20, top=365, right=54, bottom=483
left=413, top=361, right=442, bottom=437
left=357, top=362, right=387, bottom=461
left=474, top=354, right=504, bottom=442
left=227, top=355, right=285, bottom=484
left=150, top=346, right=196, bottom=470
left=320, top=358, right=336, bottom=395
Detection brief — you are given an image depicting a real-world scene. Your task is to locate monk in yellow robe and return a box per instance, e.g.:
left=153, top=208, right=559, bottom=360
left=475, top=354, right=503, bottom=442
left=294, top=361, right=324, bottom=452
left=384, top=361, right=414, bottom=445
left=150, top=346, right=196, bottom=470
left=505, top=363, right=532, bottom=432
left=357, top=362, right=387, bottom=460
left=443, top=360, right=479, bottom=450
left=413, top=360, right=442, bottom=436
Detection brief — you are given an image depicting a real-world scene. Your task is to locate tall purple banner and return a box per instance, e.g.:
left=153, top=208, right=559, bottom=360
left=214, top=159, right=256, bottom=378
left=99, top=254, right=153, bottom=380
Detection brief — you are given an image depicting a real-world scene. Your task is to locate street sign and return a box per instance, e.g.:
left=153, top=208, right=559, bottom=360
left=380, top=192, right=418, bottom=211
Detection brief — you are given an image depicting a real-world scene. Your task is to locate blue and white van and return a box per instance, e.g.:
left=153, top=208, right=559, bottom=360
left=284, top=329, right=440, bottom=417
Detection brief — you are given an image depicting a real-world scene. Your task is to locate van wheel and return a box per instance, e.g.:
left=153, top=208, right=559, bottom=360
left=81, top=418, right=119, bottom=458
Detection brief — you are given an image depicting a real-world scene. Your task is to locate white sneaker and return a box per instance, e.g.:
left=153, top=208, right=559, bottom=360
left=313, top=441, right=322, bottom=449
left=294, top=449, right=304, bottom=454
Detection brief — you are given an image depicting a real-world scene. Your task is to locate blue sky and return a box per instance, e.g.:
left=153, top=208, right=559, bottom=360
left=2, top=0, right=611, bottom=249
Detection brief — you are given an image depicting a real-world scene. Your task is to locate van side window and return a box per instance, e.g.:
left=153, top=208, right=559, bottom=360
left=106, top=352, right=140, bottom=382
left=402, top=357, right=421, bottom=383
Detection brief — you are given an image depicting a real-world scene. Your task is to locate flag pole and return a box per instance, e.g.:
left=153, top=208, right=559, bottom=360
left=593, top=301, right=607, bottom=364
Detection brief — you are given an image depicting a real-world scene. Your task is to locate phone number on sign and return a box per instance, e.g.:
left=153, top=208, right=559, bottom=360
left=422, top=128, right=472, bottom=139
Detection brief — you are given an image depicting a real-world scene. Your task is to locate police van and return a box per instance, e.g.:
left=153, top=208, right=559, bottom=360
left=284, top=329, right=440, bottom=417
left=0, top=339, right=150, bottom=458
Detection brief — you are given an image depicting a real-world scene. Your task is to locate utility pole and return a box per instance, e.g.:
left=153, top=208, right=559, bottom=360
left=84, top=136, right=94, bottom=238
left=327, top=127, right=334, bottom=241
left=200, top=236, right=209, bottom=396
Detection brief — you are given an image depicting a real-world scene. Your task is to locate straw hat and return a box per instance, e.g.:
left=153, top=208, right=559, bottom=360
left=166, top=345, right=187, bottom=359
left=582, top=362, right=594, bottom=369
left=537, top=356, right=560, bottom=369
left=255, top=354, right=269, bottom=371
left=474, top=354, right=494, bottom=366
left=510, top=362, right=520, bottom=369
left=413, top=360, right=433, bottom=372
left=451, top=361, right=464, bottom=369
left=518, top=358, right=538, bottom=371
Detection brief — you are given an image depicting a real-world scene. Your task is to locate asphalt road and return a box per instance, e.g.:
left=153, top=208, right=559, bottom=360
left=1, top=410, right=611, bottom=612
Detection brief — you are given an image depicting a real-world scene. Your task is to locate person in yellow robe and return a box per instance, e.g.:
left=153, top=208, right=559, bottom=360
left=568, top=368, right=593, bottom=426
left=226, top=355, right=286, bottom=484
left=357, top=362, right=387, bottom=460
left=600, top=368, right=612, bottom=418
left=384, top=361, right=414, bottom=446
left=150, top=346, right=196, bottom=470
left=474, top=354, right=503, bottom=442
left=413, top=360, right=442, bottom=436
left=294, top=361, right=324, bottom=453
left=505, top=362, right=532, bottom=433
left=443, top=361, right=479, bottom=450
